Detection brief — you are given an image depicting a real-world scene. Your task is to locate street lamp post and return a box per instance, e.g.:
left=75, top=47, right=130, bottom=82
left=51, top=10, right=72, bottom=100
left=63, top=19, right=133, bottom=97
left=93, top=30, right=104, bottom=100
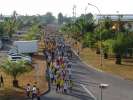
left=99, top=84, right=109, bottom=100
left=88, top=3, right=103, bottom=66
left=84, top=7, right=88, bottom=22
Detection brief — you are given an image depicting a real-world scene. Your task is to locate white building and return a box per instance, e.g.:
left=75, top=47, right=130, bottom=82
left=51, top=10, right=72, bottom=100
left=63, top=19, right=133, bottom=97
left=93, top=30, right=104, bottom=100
left=96, top=14, right=133, bottom=32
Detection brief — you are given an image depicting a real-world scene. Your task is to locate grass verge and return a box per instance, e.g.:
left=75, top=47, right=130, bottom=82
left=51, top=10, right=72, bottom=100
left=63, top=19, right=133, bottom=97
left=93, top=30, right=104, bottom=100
left=80, top=48, right=133, bottom=80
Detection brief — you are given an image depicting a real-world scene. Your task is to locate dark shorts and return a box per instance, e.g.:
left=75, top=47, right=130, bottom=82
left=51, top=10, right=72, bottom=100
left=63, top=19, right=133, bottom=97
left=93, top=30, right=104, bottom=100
left=32, top=93, right=37, bottom=98
left=37, top=96, right=40, bottom=100
left=26, top=91, right=30, bottom=97
left=56, top=84, right=60, bottom=89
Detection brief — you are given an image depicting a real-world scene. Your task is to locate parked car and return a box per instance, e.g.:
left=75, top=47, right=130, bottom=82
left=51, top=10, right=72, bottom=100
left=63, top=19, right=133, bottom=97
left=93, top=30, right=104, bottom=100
left=2, top=36, right=10, bottom=41
left=8, top=54, right=32, bottom=64
left=8, top=49, right=18, bottom=55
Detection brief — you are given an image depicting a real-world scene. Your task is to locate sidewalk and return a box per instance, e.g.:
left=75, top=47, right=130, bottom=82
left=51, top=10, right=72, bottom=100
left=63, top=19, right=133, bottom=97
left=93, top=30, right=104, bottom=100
left=32, top=54, right=48, bottom=94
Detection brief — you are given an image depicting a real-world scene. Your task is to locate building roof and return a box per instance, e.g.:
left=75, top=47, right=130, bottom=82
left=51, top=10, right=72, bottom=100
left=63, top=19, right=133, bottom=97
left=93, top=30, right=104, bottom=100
left=0, top=19, right=4, bottom=22
left=96, top=14, right=133, bottom=22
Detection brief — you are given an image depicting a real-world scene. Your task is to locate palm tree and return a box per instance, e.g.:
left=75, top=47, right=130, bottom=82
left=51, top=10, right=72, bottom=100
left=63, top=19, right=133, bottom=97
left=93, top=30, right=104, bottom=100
left=4, top=18, right=17, bottom=38
left=23, top=24, right=41, bottom=40
left=58, top=13, right=64, bottom=25
left=112, top=33, right=133, bottom=64
left=0, top=22, right=5, bottom=37
left=4, top=11, right=18, bottom=38
left=1, top=60, right=32, bottom=87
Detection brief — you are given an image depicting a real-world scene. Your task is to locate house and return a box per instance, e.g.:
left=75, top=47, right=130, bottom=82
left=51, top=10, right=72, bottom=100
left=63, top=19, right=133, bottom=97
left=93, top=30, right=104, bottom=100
left=0, top=14, right=4, bottom=22
left=96, top=14, right=133, bottom=32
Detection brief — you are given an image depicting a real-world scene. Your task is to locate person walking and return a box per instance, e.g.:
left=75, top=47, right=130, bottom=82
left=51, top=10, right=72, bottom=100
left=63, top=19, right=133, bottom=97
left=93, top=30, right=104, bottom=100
left=60, top=78, right=64, bottom=93
left=64, top=80, right=68, bottom=94
left=67, top=64, right=72, bottom=80
left=50, top=72, right=54, bottom=84
left=56, top=77, right=61, bottom=93
left=69, top=79, right=73, bottom=93
left=32, top=85, right=37, bottom=100
left=0, top=79, right=1, bottom=88
left=37, top=88, right=41, bottom=100
left=0, top=75, right=4, bottom=87
left=25, top=83, right=31, bottom=98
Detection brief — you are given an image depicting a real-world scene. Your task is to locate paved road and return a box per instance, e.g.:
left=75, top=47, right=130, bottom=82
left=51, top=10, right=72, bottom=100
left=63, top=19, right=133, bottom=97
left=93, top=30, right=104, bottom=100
left=41, top=84, right=93, bottom=100
left=41, top=37, right=133, bottom=100
left=71, top=55, right=133, bottom=100
left=41, top=46, right=94, bottom=100
left=73, top=52, right=133, bottom=100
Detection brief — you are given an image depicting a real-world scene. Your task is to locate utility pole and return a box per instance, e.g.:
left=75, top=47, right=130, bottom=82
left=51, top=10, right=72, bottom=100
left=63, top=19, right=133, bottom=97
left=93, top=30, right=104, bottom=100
left=88, top=3, right=103, bottom=67
left=72, top=5, right=76, bottom=22
left=84, top=7, right=87, bottom=31
left=73, top=5, right=79, bottom=54
left=84, top=7, right=87, bottom=22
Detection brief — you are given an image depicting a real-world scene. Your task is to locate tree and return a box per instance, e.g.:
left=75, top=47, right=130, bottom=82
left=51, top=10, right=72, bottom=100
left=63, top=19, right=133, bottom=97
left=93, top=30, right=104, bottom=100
left=63, top=16, right=72, bottom=24
left=96, top=16, right=113, bottom=41
left=117, top=15, right=126, bottom=32
left=102, top=39, right=114, bottom=59
left=4, top=11, right=18, bottom=38
left=58, top=13, right=63, bottom=25
left=61, top=13, right=95, bottom=41
left=100, top=29, right=114, bottom=40
left=44, top=12, right=56, bottom=24
left=23, top=24, right=41, bottom=40
left=112, top=33, right=133, bottom=64
left=82, top=32, right=96, bottom=48
left=77, top=13, right=95, bottom=34
left=0, top=22, right=5, bottom=37
left=103, top=16, right=112, bottom=30
left=112, top=33, right=125, bottom=64
left=1, top=60, right=32, bottom=87
left=93, top=16, right=113, bottom=54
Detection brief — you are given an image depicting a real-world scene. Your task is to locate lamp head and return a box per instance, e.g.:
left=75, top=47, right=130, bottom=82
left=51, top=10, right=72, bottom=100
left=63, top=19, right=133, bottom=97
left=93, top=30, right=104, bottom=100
left=99, top=83, right=109, bottom=89
left=88, top=3, right=92, bottom=5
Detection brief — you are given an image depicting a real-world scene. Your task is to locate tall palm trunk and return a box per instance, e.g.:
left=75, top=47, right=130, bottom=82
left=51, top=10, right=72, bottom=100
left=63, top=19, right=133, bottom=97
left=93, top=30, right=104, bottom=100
left=13, top=76, right=18, bottom=87
left=104, top=52, right=108, bottom=59
left=115, top=53, right=122, bottom=64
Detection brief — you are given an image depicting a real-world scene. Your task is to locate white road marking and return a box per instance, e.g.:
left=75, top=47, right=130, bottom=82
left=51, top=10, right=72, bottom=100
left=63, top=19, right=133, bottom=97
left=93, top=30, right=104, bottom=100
left=80, top=84, right=97, bottom=100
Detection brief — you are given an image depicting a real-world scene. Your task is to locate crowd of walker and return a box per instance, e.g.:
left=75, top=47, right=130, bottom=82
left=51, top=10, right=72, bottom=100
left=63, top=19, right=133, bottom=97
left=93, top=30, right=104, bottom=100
left=44, top=38, right=73, bottom=94
left=25, top=37, right=73, bottom=100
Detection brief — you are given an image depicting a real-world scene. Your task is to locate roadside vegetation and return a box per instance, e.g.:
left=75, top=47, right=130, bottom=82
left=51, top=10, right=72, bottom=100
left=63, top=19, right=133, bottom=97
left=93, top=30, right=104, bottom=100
left=0, top=11, right=57, bottom=99
left=1, top=60, right=32, bottom=87
left=60, top=13, right=133, bottom=80
left=0, top=55, right=48, bottom=99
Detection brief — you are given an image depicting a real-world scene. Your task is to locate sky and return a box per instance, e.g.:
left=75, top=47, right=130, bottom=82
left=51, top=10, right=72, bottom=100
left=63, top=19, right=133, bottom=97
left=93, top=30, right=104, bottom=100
left=0, top=0, right=132, bottom=17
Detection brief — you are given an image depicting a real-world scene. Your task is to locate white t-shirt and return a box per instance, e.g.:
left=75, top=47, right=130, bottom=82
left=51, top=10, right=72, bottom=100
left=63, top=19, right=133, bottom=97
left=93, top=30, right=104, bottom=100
left=68, top=68, right=72, bottom=75
left=64, top=82, right=67, bottom=89
left=55, top=65, right=60, bottom=69
left=32, top=87, right=37, bottom=94
left=48, top=56, right=51, bottom=62
left=26, top=86, right=31, bottom=92
left=50, top=73, right=54, bottom=79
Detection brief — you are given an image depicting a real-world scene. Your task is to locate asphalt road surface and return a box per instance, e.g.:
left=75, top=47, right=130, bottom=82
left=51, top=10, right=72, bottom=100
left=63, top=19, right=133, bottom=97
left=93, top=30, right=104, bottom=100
left=71, top=54, right=133, bottom=100
left=41, top=36, right=133, bottom=100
